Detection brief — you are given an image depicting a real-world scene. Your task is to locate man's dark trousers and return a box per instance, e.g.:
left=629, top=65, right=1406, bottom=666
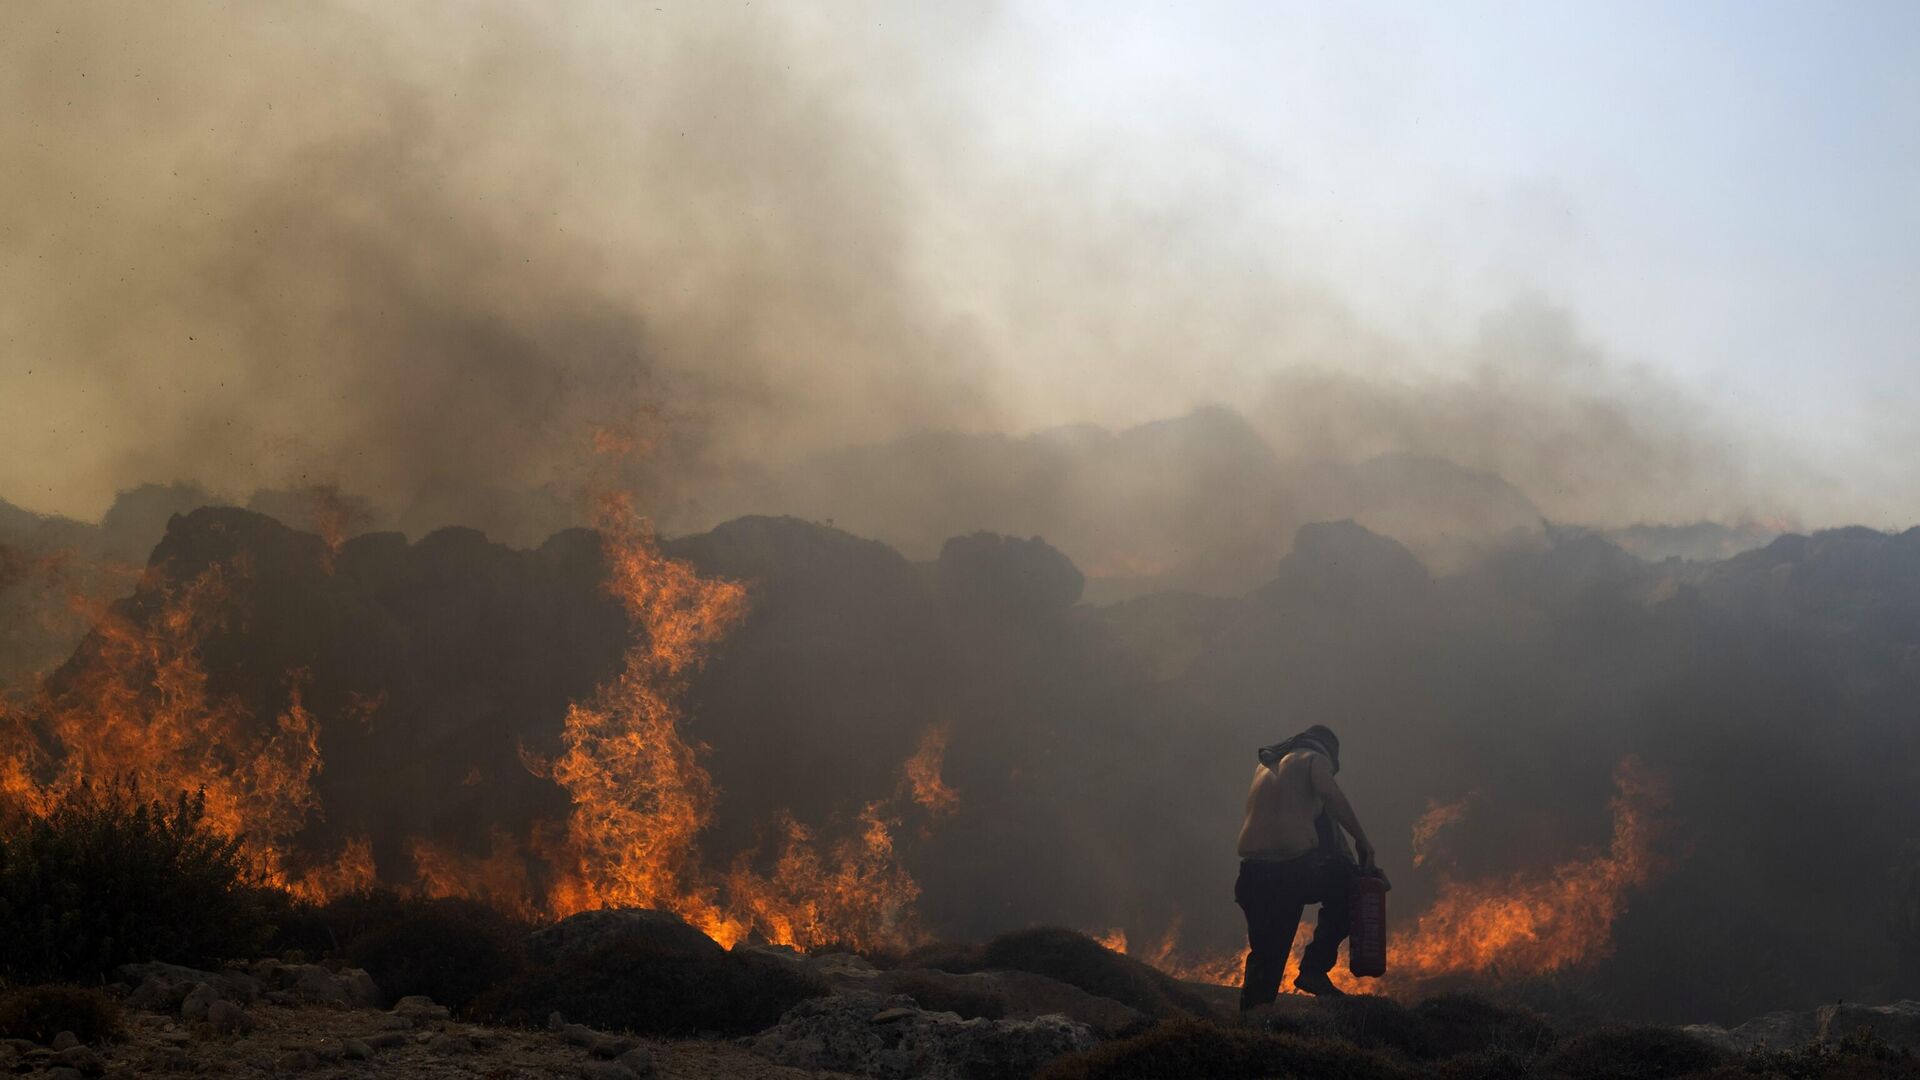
left=1234, top=853, right=1352, bottom=1009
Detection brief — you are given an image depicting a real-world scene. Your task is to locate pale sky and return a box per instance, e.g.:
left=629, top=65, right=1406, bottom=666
left=976, top=0, right=1920, bottom=459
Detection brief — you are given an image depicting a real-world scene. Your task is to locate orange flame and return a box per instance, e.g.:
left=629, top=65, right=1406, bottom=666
left=1410, top=793, right=1474, bottom=868
left=904, top=723, right=960, bottom=820
left=1, top=483, right=943, bottom=950
left=1394, top=757, right=1667, bottom=982
left=0, top=562, right=323, bottom=885
left=1120, top=759, right=1667, bottom=997
left=543, top=491, right=749, bottom=939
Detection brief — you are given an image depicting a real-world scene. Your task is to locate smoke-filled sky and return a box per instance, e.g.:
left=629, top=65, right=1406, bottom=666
left=4, top=1, right=1916, bottom=533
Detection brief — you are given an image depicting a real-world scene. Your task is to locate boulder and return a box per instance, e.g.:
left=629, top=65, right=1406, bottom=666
left=1818, top=1001, right=1920, bottom=1052
left=526, top=908, right=723, bottom=966
left=179, top=983, right=223, bottom=1023
left=392, top=995, right=452, bottom=1024
left=749, top=992, right=1095, bottom=1080
left=50, top=1046, right=102, bottom=1076
left=1681, top=1010, right=1820, bottom=1053
left=616, top=1046, right=655, bottom=1076
left=206, top=1000, right=253, bottom=1036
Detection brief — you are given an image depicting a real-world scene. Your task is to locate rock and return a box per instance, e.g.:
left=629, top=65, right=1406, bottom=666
left=379, top=1013, right=414, bottom=1030
left=811, top=952, right=882, bottom=983
left=180, top=983, right=222, bottom=1023
left=590, top=1034, right=639, bottom=1059
left=342, top=1040, right=374, bottom=1061
left=749, top=991, right=1096, bottom=1080
left=50, top=1046, right=104, bottom=1076
left=334, top=968, right=383, bottom=1008
left=364, top=1033, right=408, bottom=1050
left=206, top=1000, right=254, bottom=1036
left=526, top=907, right=724, bottom=966
left=2, top=1038, right=36, bottom=1054
left=575, top=1064, right=638, bottom=1080
left=548, top=1011, right=567, bottom=1032
left=50, top=1031, right=79, bottom=1051
left=1818, top=1001, right=1920, bottom=1052
left=291, top=960, right=353, bottom=1006
left=393, top=995, right=452, bottom=1023
left=616, top=1046, right=656, bottom=1076
left=117, top=962, right=260, bottom=1010
left=559, top=1023, right=600, bottom=1048
left=44, top=1068, right=86, bottom=1080
left=276, top=1049, right=320, bottom=1071
left=429, top=1033, right=476, bottom=1055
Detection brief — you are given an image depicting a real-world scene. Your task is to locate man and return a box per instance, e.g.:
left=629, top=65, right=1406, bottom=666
left=1234, top=724, right=1375, bottom=1006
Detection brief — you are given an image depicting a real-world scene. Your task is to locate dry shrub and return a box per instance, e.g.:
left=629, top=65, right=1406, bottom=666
left=937, top=927, right=1212, bottom=1019
left=473, top=936, right=828, bottom=1036
left=0, top=782, right=272, bottom=981
left=0, top=985, right=121, bottom=1044
left=887, top=969, right=1008, bottom=1020
left=1545, top=1025, right=1727, bottom=1080
left=1034, top=1016, right=1418, bottom=1080
left=342, top=895, right=529, bottom=1010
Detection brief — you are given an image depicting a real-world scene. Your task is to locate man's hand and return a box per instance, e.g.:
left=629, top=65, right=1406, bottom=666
left=1355, top=838, right=1376, bottom=870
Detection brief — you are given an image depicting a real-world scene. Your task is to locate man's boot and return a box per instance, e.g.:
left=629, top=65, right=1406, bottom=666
left=1292, top=970, right=1346, bottom=997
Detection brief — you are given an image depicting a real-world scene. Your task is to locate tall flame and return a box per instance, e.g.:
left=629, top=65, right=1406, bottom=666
left=0, top=562, right=323, bottom=885
left=544, top=491, right=749, bottom=940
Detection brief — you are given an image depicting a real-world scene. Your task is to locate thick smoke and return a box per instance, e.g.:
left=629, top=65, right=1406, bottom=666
left=3, top=0, right=1817, bottom=559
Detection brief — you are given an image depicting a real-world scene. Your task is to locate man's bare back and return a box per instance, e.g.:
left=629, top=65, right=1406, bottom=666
left=1236, top=750, right=1323, bottom=858
left=1236, top=748, right=1375, bottom=866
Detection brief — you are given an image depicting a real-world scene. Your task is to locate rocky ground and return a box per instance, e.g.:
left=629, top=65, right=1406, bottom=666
left=0, top=958, right=841, bottom=1080
left=3, top=927, right=1916, bottom=1079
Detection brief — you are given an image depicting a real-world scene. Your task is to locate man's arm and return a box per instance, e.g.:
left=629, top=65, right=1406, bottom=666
left=1309, top=753, right=1375, bottom=868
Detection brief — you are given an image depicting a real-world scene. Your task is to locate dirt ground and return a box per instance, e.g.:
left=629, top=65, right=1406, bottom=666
left=43, top=1004, right=852, bottom=1080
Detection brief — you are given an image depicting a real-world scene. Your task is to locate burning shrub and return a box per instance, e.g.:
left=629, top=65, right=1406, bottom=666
left=1544, top=1025, right=1727, bottom=1080
left=968, top=927, right=1214, bottom=1019
left=0, top=985, right=121, bottom=1044
left=0, top=781, right=272, bottom=981
left=473, top=935, right=828, bottom=1036
left=1033, top=1017, right=1418, bottom=1080
left=342, top=894, right=530, bottom=1010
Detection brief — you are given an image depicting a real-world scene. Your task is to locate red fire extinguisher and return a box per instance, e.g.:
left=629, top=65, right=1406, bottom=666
left=1348, top=868, right=1390, bottom=978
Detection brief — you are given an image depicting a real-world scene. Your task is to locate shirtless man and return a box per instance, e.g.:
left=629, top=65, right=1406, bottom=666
left=1234, top=724, right=1375, bottom=1006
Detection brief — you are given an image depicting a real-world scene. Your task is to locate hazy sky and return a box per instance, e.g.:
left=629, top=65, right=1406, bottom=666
left=986, top=0, right=1920, bottom=447
left=3, top=1, right=1916, bottom=528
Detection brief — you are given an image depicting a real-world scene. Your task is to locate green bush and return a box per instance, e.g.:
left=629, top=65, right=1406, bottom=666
left=0, top=984, right=121, bottom=1044
left=1545, top=1025, right=1727, bottom=1080
left=342, top=895, right=529, bottom=1010
left=0, top=781, right=272, bottom=981
left=1034, top=1017, right=1418, bottom=1080
left=474, top=935, right=828, bottom=1036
